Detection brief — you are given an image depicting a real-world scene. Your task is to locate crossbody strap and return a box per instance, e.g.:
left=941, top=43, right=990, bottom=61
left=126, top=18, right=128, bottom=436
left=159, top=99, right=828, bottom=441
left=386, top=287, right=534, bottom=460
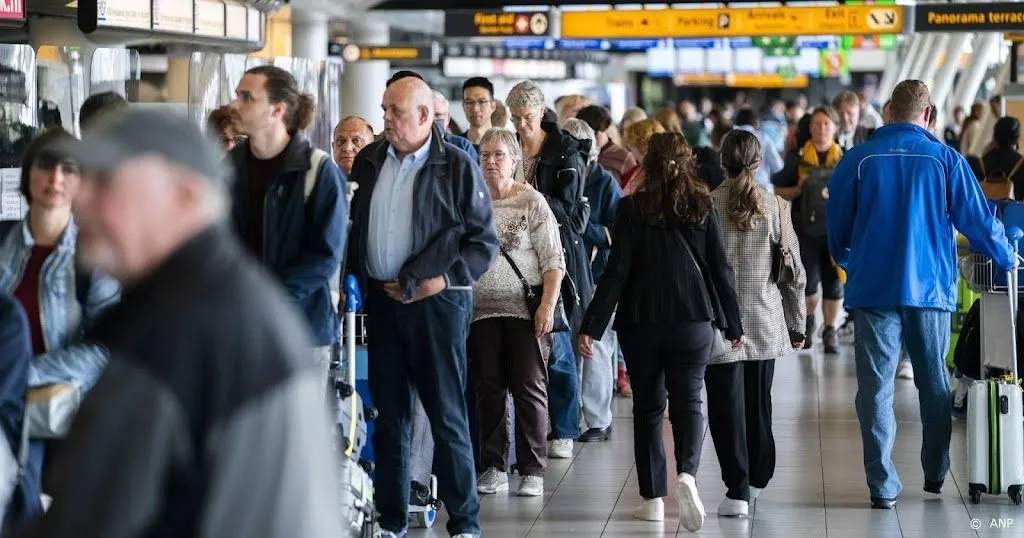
left=498, top=246, right=536, bottom=299
left=775, top=195, right=790, bottom=252
left=1010, top=154, right=1024, bottom=180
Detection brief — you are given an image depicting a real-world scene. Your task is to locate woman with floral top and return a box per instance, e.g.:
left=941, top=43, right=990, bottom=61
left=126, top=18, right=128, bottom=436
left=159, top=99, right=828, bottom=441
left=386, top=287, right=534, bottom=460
left=470, top=128, right=565, bottom=499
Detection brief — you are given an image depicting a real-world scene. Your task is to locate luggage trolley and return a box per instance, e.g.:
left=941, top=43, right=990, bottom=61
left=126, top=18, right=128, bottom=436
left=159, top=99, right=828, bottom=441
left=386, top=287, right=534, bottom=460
left=339, top=282, right=440, bottom=531
left=961, top=229, right=1024, bottom=505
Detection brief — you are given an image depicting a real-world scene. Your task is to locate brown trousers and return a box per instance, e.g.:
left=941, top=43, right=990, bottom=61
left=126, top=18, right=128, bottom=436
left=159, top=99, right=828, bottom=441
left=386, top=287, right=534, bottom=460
left=468, top=316, right=550, bottom=477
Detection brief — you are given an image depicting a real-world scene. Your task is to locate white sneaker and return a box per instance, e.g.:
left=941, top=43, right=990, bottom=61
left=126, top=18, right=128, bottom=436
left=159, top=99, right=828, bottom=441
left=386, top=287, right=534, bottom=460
left=518, top=475, right=544, bottom=497
left=718, top=497, right=749, bottom=517
left=476, top=467, right=509, bottom=494
left=897, top=361, right=914, bottom=380
left=674, top=473, right=706, bottom=532
left=749, top=486, right=762, bottom=501
left=549, top=439, right=573, bottom=459
left=633, top=497, right=664, bottom=521
left=452, top=535, right=478, bottom=538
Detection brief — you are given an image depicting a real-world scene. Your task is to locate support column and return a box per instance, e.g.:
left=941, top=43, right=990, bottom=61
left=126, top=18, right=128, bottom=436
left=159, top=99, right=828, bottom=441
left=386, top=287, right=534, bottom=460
left=954, top=33, right=1001, bottom=112
left=888, top=34, right=923, bottom=96
left=292, top=10, right=329, bottom=63
left=932, top=34, right=972, bottom=112
left=918, top=35, right=949, bottom=87
left=341, top=20, right=389, bottom=134
left=165, top=55, right=191, bottom=104
left=876, top=49, right=902, bottom=101
left=907, top=35, right=936, bottom=80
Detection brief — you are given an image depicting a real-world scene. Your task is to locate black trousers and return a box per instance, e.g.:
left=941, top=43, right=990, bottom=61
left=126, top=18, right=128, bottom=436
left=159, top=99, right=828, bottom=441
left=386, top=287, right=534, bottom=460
left=705, top=359, right=777, bottom=502
left=618, top=321, right=712, bottom=499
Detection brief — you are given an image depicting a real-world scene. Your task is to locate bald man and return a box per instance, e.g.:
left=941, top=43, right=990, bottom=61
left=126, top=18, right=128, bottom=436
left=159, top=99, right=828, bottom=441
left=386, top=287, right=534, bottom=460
left=346, top=76, right=497, bottom=538
left=431, top=89, right=479, bottom=161
left=332, top=116, right=374, bottom=176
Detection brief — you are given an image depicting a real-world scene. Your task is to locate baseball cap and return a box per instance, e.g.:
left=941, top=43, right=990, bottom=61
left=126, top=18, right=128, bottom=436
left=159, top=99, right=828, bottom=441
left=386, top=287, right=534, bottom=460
left=54, top=107, right=226, bottom=184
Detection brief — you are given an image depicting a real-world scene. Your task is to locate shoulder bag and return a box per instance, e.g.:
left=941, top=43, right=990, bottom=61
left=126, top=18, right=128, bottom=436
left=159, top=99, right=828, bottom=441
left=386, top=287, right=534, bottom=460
left=770, top=195, right=797, bottom=284
left=499, top=247, right=570, bottom=333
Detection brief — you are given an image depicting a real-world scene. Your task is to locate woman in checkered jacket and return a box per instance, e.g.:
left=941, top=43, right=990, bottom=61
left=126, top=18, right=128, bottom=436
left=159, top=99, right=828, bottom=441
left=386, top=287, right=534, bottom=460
left=705, top=129, right=808, bottom=518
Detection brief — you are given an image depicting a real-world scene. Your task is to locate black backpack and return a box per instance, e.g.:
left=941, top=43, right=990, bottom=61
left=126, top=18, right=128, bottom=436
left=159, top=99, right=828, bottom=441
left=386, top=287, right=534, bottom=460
left=800, top=166, right=833, bottom=237
left=0, top=221, right=92, bottom=308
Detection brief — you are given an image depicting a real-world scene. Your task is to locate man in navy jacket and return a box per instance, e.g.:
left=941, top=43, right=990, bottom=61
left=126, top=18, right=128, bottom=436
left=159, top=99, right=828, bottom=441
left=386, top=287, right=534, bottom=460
left=347, top=76, right=497, bottom=538
left=827, top=80, right=1015, bottom=510
left=227, top=66, right=347, bottom=373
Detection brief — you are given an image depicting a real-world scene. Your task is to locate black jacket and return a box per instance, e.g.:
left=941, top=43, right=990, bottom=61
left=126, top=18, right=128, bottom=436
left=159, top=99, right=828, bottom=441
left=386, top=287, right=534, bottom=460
left=228, top=135, right=347, bottom=346
left=529, top=116, right=595, bottom=328
left=580, top=197, right=744, bottom=341
left=26, top=227, right=344, bottom=538
left=347, top=124, right=498, bottom=299
left=967, top=147, right=1024, bottom=200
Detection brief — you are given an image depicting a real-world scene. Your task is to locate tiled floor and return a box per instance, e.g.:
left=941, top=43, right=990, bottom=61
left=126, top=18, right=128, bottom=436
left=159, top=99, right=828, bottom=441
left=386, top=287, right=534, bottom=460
left=409, top=347, right=1024, bottom=537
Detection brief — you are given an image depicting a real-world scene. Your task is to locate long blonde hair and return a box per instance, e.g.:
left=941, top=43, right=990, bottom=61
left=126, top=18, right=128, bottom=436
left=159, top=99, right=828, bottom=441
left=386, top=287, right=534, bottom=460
left=719, top=130, right=764, bottom=231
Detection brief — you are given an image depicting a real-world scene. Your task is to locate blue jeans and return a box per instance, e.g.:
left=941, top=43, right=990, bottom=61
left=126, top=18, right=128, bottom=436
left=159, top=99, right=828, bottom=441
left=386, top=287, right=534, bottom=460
left=851, top=307, right=952, bottom=500
left=548, top=330, right=580, bottom=439
left=366, top=287, right=480, bottom=536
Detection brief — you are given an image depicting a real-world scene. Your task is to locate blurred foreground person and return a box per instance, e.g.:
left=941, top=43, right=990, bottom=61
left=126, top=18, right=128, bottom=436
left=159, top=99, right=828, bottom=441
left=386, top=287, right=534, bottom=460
left=22, top=109, right=343, bottom=537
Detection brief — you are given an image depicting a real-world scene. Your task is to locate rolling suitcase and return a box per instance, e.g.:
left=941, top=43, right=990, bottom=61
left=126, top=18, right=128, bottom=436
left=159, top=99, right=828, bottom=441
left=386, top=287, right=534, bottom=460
left=967, top=230, right=1024, bottom=505
left=335, top=275, right=377, bottom=537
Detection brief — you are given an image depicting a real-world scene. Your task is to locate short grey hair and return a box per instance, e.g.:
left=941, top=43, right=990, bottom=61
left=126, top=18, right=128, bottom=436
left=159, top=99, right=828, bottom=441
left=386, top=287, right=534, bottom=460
left=431, top=90, right=448, bottom=108
left=622, top=106, right=647, bottom=124
left=561, top=118, right=599, bottom=163
left=506, top=81, right=546, bottom=112
left=479, top=128, right=522, bottom=163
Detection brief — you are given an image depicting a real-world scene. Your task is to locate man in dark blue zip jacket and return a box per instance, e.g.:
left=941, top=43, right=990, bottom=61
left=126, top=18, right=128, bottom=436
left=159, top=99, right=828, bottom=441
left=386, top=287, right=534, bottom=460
left=227, top=66, right=347, bottom=373
left=347, top=76, right=497, bottom=538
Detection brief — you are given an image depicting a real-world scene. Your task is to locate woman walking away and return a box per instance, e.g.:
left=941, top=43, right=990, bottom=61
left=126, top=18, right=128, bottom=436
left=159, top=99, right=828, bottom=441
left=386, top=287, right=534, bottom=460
left=469, top=129, right=565, bottom=497
left=578, top=132, right=744, bottom=532
left=706, top=130, right=807, bottom=518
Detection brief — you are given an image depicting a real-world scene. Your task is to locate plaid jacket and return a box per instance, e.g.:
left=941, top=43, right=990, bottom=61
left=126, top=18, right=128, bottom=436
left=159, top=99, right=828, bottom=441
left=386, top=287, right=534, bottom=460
left=709, top=181, right=807, bottom=363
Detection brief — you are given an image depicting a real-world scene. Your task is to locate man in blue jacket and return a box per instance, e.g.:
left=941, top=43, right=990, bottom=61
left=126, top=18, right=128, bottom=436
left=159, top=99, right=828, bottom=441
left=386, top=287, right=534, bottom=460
left=827, top=80, right=1016, bottom=510
left=227, top=66, right=347, bottom=377
left=347, top=76, right=497, bottom=538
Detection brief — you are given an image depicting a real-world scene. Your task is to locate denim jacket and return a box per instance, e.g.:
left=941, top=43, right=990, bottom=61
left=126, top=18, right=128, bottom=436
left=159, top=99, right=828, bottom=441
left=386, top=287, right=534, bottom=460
left=0, top=219, right=120, bottom=391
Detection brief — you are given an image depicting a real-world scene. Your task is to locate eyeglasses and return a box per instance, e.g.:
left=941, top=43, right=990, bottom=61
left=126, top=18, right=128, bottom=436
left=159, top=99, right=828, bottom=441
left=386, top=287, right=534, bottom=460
left=219, top=135, right=247, bottom=148
left=480, top=151, right=508, bottom=162
left=463, top=99, right=492, bottom=109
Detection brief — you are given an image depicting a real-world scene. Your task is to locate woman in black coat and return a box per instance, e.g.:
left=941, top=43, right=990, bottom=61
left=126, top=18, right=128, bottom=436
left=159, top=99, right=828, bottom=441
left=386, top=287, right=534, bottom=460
left=578, top=132, right=743, bottom=532
left=505, top=81, right=595, bottom=457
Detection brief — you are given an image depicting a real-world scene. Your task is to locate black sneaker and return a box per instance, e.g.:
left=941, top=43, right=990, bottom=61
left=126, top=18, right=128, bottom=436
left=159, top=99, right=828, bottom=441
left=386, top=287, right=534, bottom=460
left=823, top=326, right=840, bottom=355
left=870, top=497, right=896, bottom=509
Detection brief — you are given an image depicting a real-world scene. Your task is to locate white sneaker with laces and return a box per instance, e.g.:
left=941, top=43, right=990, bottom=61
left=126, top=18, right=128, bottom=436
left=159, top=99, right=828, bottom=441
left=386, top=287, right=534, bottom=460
left=674, top=473, right=706, bottom=532
left=549, top=439, right=573, bottom=459
left=749, top=486, right=762, bottom=501
left=897, top=360, right=914, bottom=380
left=633, top=497, right=664, bottom=521
left=476, top=467, right=509, bottom=494
left=518, top=475, right=544, bottom=497
left=718, top=497, right=749, bottom=517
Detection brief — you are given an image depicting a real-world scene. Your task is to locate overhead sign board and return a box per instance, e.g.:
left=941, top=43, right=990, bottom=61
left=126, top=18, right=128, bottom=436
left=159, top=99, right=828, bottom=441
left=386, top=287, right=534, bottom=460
left=331, top=43, right=439, bottom=64
left=195, top=0, right=227, bottom=37
left=0, top=0, right=24, bottom=22
left=96, top=0, right=153, bottom=31
left=445, top=10, right=551, bottom=38
left=153, top=0, right=194, bottom=34
left=915, top=3, right=1024, bottom=32
left=561, top=5, right=902, bottom=39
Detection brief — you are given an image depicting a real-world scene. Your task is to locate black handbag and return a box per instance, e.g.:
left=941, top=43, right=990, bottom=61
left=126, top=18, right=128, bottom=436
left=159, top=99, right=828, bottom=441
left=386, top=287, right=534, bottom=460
left=770, top=195, right=797, bottom=285
left=499, top=247, right=570, bottom=333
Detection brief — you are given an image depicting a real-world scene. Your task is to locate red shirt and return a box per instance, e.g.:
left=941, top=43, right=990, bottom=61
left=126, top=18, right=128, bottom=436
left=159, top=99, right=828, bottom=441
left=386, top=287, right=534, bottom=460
left=14, top=245, right=55, bottom=355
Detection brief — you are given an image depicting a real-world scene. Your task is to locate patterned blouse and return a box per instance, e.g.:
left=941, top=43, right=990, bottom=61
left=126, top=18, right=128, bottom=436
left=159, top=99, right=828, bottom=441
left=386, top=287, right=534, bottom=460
left=522, top=155, right=540, bottom=186
left=473, top=187, right=566, bottom=323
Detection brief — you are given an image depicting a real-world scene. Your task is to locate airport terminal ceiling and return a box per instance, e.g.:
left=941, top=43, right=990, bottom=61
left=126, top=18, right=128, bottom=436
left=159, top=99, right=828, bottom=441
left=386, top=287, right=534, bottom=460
left=371, top=0, right=871, bottom=10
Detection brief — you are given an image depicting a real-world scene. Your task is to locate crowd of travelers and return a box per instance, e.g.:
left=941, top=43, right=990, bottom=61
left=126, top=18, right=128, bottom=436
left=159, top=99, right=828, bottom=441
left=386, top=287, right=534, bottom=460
left=0, top=68, right=1015, bottom=537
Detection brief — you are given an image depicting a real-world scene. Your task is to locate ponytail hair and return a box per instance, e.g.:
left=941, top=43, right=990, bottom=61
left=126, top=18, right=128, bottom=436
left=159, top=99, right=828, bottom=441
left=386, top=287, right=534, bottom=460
left=720, top=130, right=764, bottom=232
left=245, top=65, right=316, bottom=135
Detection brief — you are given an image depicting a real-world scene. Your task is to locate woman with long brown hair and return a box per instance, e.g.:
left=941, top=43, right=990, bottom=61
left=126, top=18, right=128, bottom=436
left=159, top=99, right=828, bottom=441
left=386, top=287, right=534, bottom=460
left=578, top=132, right=743, bottom=531
left=706, top=130, right=807, bottom=518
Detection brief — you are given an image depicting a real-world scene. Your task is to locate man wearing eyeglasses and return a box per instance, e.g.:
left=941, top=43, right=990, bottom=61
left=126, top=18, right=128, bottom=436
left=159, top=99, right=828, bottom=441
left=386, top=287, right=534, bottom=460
left=432, top=90, right=478, bottom=162
left=462, top=77, right=497, bottom=147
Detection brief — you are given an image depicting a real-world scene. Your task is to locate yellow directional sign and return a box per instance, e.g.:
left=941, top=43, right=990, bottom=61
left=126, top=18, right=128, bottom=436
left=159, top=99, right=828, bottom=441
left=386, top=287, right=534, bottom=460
left=560, top=5, right=903, bottom=40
